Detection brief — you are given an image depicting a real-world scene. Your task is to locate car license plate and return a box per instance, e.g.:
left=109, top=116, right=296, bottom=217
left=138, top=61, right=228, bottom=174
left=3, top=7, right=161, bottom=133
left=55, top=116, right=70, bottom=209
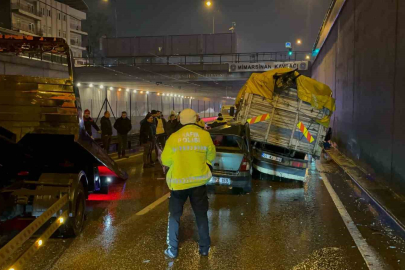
left=219, top=178, right=231, bottom=185
left=261, top=153, right=282, bottom=162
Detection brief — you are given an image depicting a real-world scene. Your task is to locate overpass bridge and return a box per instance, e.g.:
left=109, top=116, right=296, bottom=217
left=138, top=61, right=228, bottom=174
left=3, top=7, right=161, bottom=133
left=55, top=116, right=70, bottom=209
left=74, top=51, right=312, bottom=99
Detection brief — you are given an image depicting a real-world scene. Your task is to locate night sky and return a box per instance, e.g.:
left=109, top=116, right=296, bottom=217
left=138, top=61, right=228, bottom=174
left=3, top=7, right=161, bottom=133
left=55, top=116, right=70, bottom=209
left=85, top=0, right=331, bottom=53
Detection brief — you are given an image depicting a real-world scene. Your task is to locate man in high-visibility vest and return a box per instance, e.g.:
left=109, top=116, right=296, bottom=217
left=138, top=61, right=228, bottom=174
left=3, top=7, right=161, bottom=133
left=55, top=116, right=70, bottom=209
left=162, top=108, right=216, bottom=259
left=196, top=114, right=205, bottom=128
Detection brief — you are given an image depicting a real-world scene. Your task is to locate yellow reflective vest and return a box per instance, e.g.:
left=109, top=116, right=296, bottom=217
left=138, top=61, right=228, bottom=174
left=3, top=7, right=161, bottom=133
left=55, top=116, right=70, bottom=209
left=197, top=119, right=205, bottom=128
left=162, top=125, right=216, bottom=191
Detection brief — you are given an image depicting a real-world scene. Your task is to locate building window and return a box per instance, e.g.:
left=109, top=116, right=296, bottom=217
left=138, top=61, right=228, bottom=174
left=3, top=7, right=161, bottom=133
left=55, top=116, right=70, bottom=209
left=58, top=30, right=61, bottom=37
left=28, top=23, right=34, bottom=32
left=48, top=9, right=51, bottom=17
left=58, top=13, right=61, bottom=20
left=41, top=7, right=45, bottom=16
left=63, top=31, right=66, bottom=38
left=63, top=14, right=66, bottom=21
left=48, top=27, right=52, bottom=34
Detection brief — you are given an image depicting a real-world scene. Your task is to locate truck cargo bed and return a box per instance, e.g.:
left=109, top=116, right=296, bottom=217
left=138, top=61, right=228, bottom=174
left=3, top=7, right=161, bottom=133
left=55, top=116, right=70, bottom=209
left=237, top=89, right=326, bottom=157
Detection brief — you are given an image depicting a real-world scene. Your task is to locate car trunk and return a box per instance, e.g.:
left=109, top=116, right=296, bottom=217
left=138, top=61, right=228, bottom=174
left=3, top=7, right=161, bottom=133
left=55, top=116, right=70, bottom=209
left=212, top=150, right=244, bottom=172
left=211, top=134, right=246, bottom=172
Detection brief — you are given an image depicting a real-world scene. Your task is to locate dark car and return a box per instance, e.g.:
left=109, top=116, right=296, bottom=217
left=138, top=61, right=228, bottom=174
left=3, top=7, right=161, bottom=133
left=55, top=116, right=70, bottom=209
left=207, top=123, right=252, bottom=193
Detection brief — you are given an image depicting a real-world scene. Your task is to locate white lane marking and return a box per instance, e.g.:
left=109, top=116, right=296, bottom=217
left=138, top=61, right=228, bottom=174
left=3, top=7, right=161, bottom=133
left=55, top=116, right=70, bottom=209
left=115, top=153, right=143, bottom=162
left=317, top=162, right=384, bottom=270
left=136, top=193, right=170, bottom=216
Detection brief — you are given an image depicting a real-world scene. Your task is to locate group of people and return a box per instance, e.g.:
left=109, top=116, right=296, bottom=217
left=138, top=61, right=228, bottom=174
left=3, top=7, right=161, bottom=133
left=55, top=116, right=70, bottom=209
left=83, top=109, right=132, bottom=158
left=139, top=110, right=206, bottom=168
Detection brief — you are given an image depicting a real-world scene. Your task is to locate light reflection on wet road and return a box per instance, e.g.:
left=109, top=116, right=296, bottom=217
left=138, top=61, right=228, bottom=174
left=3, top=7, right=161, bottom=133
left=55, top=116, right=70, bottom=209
left=18, top=155, right=405, bottom=270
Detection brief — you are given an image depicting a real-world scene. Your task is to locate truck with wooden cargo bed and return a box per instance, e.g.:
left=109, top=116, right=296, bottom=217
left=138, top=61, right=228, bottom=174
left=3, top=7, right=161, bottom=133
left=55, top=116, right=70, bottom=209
left=226, top=68, right=335, bottom=182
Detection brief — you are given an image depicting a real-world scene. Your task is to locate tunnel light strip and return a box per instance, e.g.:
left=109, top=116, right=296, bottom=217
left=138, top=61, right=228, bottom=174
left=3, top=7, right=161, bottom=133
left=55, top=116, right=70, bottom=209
left=76, top=82, right=196, bottom=99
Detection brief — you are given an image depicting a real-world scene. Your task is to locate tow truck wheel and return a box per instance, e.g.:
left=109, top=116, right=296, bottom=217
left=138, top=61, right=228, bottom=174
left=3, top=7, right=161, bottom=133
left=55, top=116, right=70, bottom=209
left=64, top=182, right=86, bottom=237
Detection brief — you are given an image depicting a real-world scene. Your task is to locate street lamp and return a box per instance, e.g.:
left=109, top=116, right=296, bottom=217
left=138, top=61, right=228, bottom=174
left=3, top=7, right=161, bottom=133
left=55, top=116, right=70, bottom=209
left=296, top=39, right=302, bottom=45
left=102, top=0, right=118, bottom=38
left=205, top=1, right=215, bottom=34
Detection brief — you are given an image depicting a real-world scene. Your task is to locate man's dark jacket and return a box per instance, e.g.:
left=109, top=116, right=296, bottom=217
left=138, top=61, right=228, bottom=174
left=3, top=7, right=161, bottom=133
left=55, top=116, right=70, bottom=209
left=83, top=117, right=99, bottom=136
left=100, top=116, right=113, bottom=136
left=114, top=117, right=132, bottom=135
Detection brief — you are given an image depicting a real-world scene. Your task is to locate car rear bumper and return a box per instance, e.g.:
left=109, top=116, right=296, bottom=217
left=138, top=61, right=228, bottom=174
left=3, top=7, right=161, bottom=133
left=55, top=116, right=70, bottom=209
left=253, top=159, right=308, bottom=182
left=207, top=171, right=251, bottom=188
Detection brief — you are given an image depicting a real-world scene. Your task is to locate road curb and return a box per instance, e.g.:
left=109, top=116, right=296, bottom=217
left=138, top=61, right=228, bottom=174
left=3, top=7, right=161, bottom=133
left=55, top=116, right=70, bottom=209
left=323, top=148, right=405, bottom=240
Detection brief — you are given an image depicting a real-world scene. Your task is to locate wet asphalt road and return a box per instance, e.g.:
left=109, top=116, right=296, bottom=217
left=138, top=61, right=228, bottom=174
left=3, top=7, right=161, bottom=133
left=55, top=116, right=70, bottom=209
left=6, top=153, right=405, bottom=270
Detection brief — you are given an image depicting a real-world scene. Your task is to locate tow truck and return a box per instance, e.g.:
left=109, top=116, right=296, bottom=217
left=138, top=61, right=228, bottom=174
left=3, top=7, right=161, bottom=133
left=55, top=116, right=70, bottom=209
left=0, top=36, right=128, bottom=269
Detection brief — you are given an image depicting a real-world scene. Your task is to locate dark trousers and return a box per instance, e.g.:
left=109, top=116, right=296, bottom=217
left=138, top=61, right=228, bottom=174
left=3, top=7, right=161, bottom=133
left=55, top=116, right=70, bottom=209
left=102, top=135, right=111, bottom=153
left=149, top=140, right=155, bottom=163
left=117, top=134, right=128, bottom=157
left=142, top=142, right=152, bottom=164
left=167, top=185, right=210, bottom=254
left=155, top=134, right=166, bottom=162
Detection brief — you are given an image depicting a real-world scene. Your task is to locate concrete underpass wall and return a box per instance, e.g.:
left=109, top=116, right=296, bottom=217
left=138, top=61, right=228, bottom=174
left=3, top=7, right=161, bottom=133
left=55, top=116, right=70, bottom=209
left=312, top=0, right=405, bottom=195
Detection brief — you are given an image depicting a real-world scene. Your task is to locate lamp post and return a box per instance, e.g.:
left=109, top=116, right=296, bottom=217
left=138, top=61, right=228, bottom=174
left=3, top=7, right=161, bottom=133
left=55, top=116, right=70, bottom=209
left=205, top=1, right=215, bottom=34
left=103, top=0, right=118, bottom=37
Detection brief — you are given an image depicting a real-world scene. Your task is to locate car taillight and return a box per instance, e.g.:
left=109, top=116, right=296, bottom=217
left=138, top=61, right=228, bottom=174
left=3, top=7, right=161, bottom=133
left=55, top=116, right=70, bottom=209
left=239, top=157, right=250, bottom=171
left=18, top=171, right=29, bottom=176
left=291, top=161, right=306, bottom=168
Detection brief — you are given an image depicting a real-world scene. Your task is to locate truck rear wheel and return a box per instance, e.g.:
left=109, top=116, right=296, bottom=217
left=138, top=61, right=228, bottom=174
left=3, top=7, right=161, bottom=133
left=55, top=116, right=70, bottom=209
left=63, top=182, right=86, bottom=237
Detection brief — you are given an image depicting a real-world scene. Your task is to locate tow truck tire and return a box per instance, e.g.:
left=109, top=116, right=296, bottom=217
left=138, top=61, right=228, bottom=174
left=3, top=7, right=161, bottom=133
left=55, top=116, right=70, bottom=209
left=64, top=182, right=86, bottom=237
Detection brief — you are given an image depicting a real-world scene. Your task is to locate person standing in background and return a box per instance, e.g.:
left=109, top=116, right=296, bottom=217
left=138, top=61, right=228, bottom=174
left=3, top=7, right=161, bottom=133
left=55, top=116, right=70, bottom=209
left=165, top=113, right=179, bottom=137
left=114, top=111, right=132, bottom=159
left=83, top=109, right=100, bottom=139
left=100, top=111, right=113, bottom=153
left=196, top=114, right=205, bottom=129
left=140, top=113, right=155, bottom=168
left=155, top=111, right=167, bottom=156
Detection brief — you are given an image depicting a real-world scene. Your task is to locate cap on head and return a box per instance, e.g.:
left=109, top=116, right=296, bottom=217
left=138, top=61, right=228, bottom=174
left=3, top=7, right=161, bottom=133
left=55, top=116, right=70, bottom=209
left=218, top=113, right=222, bottom=117
left=180, top=109, right=197, bottom=125
left=151, top=110, right=157, bottom=114
left=84, top=109, right=90, bottom=114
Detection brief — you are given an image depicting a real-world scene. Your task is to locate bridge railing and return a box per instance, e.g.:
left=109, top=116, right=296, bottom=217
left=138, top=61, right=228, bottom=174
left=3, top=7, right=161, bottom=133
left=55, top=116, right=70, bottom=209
left=74, top=51, right=313, bottom=67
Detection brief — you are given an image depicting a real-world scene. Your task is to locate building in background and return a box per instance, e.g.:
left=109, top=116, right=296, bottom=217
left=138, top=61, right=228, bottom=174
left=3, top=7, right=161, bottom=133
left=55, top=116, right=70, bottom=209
left=0, top=0, right=88, bottom=58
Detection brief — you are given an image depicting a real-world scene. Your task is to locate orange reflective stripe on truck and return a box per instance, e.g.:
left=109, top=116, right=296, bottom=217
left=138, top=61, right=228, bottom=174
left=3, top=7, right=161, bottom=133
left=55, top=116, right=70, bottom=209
left=297, top=122, right=315, bottom=143
left=247, top=113, right=270, bottom=124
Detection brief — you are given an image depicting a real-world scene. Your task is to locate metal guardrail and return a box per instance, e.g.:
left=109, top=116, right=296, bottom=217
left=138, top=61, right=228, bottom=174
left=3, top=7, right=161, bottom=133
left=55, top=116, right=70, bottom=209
left=0, top=193, right=69, bottom=270
left=75, top=51, right=313, bottom=67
